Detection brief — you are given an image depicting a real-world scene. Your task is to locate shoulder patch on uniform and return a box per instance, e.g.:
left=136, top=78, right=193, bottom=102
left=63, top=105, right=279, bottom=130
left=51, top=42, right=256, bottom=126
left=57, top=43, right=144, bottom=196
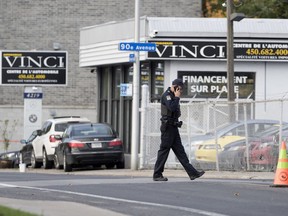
left=166, top=95, right=171, bottom=100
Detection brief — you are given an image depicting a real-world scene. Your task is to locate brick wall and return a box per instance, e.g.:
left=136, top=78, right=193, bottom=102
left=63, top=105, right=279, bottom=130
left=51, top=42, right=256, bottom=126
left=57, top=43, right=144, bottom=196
left=0, top=0, right=201, bottom=150
left=0, top=0, right=201, bottom=106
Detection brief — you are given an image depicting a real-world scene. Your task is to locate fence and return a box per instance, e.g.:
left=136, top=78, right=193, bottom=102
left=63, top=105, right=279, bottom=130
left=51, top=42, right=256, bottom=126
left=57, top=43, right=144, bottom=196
left=139, top=87, right=288, bottom=172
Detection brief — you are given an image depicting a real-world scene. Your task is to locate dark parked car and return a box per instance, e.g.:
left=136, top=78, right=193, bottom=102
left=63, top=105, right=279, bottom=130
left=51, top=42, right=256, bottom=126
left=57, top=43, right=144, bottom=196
left=54, top=123, right=125, bottom=172
left=218, top=125, right=288, bottom=171
left=0, top=151, right=20, bottom=168
left=218, top=139, right=279, bottom=171
left=20, top=130, right=39, bottom=167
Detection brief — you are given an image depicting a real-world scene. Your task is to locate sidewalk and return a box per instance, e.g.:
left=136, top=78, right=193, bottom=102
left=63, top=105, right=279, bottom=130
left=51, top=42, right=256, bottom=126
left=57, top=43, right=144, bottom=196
left=0, top=169, right=275, bottom=216
left=0, top=168, right=276, bottom=179
left=66, top=168, right=275, bottom=180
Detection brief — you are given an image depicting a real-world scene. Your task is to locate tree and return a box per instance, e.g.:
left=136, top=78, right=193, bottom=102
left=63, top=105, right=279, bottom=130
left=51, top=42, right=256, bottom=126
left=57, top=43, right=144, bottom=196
left=203, top=0, right=226, bottom=17
left=203, top=0, right=288, bottom=18
left=0, top=120, right=18, bottom=152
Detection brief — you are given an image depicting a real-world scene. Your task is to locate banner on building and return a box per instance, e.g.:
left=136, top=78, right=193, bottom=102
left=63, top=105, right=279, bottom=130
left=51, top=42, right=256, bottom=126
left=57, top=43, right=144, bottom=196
left=0, top=51, right=68, bottom=86
left=148, top=40, right=288, bottom=61
left=178, top=71, right=255, bottom=99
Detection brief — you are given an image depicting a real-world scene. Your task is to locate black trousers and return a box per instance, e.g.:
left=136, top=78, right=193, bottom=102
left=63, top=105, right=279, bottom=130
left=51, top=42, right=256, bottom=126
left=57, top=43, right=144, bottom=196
left=153, top=123, right=199, bottom=178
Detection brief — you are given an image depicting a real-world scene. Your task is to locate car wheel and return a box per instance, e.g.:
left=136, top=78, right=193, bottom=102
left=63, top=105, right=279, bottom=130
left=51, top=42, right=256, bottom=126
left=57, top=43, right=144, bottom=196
left=19, top=153, right=23, bottom=164
left=43, top=149, right=53, bottom=169
left=31, top=151, right=41, bottom=168
left=105, top=163, right=115, bottom=169
left=116, top=159, right=125, bottom=169
left=54, top=154, right=63, bottom=169
left=233, top=152, right=246, bottom=171
left=92, top=164, right=101, bottom=169
left=63, top=153, right=72, bottom=172
left=20, top=153, right=28, bottom=166
left=12, top=162, right=18, bottom=168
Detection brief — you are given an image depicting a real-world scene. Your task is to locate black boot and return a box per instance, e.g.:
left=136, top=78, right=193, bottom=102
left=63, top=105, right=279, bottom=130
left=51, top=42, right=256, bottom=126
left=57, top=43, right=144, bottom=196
left=189, top=171, right=205, bottom=180
left=153, top=176, right=168, bottom=181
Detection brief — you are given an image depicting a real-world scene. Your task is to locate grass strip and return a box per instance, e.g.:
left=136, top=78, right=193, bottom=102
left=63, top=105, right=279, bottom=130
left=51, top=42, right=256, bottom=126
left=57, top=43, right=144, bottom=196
left=0, top=205, right=39, bottom=216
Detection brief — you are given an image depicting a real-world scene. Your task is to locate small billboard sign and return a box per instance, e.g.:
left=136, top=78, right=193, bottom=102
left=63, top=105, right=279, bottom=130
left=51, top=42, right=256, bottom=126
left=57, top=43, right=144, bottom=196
left=0, top=50, right=68, bottom=86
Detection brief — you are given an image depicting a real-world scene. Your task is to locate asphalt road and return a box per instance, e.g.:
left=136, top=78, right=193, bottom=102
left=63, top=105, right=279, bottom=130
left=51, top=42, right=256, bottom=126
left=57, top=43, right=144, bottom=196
left=0, top=169, right=287, bottom=216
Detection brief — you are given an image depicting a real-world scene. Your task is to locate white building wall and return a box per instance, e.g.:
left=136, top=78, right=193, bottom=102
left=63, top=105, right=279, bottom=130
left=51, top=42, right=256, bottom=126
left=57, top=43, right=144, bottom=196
left=164, top=60, right=288, bottom=122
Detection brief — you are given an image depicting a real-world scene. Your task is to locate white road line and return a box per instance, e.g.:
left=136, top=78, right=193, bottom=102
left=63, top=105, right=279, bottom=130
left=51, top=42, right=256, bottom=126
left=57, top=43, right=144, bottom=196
left=0, top=182, right=229, bottom=216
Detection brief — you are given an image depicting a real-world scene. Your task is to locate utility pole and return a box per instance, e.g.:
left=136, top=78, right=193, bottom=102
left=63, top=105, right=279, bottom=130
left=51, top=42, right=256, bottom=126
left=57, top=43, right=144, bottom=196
left=131, top=0, right=140, bottom=170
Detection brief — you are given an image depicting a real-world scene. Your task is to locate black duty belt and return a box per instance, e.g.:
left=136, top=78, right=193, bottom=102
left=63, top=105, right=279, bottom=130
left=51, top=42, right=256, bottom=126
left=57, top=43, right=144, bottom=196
left=161, top=119, right=183, bottom=128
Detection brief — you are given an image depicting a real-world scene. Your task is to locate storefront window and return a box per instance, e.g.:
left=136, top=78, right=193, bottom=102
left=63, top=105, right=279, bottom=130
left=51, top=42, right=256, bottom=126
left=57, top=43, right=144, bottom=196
left=112, top=67, right=121, bottom=99
left=128, top=61, right=165, bottom=101
left=141, top=62, right=150, bottom=86
left=99, top=67, right=110, bottom=123
left=128, top=66, right=133, bottom=83
left=151, top=61, right=164, bottom=101
left=100, top=68, right=109, bottom=100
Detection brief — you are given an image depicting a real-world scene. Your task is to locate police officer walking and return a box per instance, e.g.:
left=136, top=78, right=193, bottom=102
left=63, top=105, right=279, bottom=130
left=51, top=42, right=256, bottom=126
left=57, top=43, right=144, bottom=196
left=153, top=78, right=205, bottom=181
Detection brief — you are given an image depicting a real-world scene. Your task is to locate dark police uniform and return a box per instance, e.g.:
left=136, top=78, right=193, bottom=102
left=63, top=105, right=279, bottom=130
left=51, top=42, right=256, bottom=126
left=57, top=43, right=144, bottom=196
left=153, top=81, right=204, bottom=181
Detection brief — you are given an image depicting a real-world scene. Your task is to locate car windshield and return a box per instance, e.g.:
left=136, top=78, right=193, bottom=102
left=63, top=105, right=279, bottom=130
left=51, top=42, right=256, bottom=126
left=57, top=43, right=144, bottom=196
left=205, top=122, right=239, bottom=136
left=55, top=123, right=70, bottom=132
left=71, top=124, right=114, bottom=137
left=55, top=121, right=90, bottom=132
left=0, top=152, right=17, bottom=159
left=253, top=124, right=288, bottom=138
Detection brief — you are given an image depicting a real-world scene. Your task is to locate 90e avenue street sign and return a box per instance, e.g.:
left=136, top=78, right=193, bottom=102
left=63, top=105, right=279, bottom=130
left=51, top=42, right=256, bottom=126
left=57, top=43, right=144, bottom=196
left=119, top=42, right=156, bottom=52
left=0, top=51, right=68, bottom=86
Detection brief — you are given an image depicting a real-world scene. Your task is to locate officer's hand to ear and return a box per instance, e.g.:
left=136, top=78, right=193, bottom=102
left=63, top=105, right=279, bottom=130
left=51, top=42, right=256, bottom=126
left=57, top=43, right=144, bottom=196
left=173, top=85, right=182, bottom=98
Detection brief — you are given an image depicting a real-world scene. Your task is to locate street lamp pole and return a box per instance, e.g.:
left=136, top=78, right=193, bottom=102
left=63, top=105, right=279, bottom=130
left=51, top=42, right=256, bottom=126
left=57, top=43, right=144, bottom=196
left=227, top=0, right=235, bottom=103
left=226, top=1, right=245, bottom=122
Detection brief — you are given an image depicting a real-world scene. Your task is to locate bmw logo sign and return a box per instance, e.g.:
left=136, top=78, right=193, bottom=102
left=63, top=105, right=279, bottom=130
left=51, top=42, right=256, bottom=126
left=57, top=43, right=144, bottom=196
left=29, top=114, right=38, bottom=123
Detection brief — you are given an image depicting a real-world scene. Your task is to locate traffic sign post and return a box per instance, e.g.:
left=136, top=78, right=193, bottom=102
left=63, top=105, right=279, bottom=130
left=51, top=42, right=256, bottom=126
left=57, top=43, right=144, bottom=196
left=119, top=2, right=157, bottom=170
left=129, top=53, right=135, bottom=63
left=130, top=0, right=140, bottom=171
left=118, top=41, right=156, bottom=170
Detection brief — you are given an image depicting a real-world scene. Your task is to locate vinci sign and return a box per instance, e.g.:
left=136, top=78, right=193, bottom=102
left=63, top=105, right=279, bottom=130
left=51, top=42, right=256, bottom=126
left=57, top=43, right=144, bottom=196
left=0, top=51, right=68, bottom=86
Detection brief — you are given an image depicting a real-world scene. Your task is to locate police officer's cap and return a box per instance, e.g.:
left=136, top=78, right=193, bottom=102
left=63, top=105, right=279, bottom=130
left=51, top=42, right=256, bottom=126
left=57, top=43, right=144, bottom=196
left=172, top=78, right=184, bottom=87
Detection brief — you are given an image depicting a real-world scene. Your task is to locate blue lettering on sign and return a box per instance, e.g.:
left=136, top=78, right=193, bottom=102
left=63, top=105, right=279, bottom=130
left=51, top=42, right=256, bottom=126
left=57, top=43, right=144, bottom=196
left=120, top=83, right=132, bottom=96
left=119, top=42, right=156, bottom=52
left=121, top=86, right=127, bottom=93
left=24, top=93, right=43, bottom=99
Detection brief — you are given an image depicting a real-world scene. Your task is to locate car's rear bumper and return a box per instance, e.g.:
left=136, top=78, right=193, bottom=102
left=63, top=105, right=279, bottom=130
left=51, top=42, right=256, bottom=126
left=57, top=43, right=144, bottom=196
left=66, top=151, right=124, bottom=166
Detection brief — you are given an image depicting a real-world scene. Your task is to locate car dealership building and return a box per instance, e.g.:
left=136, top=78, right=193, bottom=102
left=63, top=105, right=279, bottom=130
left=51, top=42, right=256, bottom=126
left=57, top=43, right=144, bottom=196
left=80, top=17, right=288, bottom=151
